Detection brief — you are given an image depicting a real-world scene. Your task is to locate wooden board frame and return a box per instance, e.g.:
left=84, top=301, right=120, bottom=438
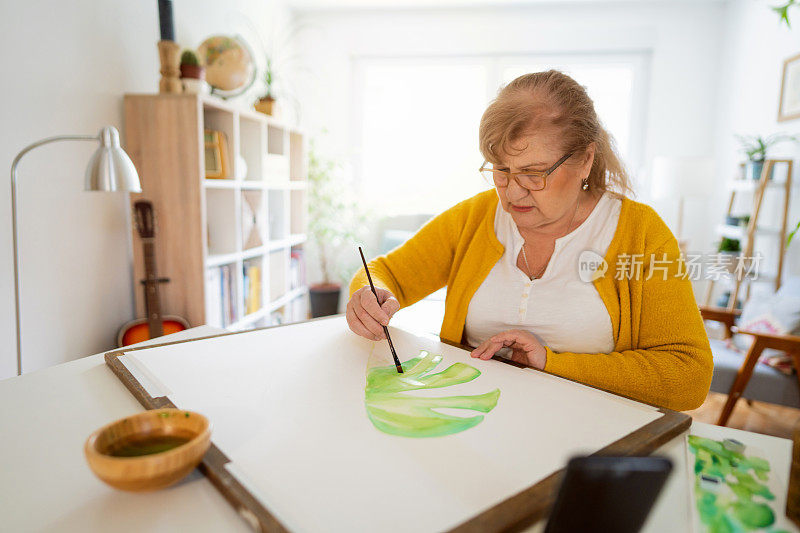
left=105, top=315, right=691, bottom=533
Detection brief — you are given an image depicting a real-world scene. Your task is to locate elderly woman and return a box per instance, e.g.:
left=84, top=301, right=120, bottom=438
left=347, top=70, right=712, bottom=411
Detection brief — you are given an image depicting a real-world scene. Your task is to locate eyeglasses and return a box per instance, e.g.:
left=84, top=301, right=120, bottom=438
left=480, top=152, right=573, bottom=191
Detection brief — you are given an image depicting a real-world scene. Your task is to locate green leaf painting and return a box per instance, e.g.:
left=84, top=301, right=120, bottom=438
left=687, top=436, right=790, bottom=533
left=364, top=350, right=500, bottom=438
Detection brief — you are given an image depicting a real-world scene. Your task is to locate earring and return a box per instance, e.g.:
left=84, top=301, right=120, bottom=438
left=581, top=178, right=589, bottom=190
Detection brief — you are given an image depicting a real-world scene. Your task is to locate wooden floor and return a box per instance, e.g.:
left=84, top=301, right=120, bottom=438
left=686, top=392, right=800, bottom=440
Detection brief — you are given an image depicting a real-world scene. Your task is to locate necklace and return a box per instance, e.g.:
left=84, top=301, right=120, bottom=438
left=521, top=194, right=582, bottom=280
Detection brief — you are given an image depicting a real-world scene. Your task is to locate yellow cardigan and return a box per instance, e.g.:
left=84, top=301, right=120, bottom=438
left=349, top=189, right=713, bottom=411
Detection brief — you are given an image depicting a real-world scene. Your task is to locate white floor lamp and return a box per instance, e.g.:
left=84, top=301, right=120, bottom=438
left=10, top=126, right=142, bottom=376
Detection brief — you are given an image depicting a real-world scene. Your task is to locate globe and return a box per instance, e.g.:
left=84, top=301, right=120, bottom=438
left=197, top=35, right=255, bottom=95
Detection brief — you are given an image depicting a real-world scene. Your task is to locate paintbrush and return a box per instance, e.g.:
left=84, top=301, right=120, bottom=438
left=358, top=246, right=403, bottom=374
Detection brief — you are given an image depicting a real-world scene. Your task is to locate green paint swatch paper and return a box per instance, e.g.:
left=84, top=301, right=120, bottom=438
left=364, top=350, right=500, bottom=438
left=687, top=435, right=791, bottom=533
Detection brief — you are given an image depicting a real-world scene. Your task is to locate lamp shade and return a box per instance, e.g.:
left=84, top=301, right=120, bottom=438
left=85, top=126, right=141, bottom=192
left=650, top=156, right=714, bottom=200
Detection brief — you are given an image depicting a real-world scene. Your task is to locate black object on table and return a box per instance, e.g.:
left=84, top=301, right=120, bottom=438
left=544, top=455, right=673, bottom=533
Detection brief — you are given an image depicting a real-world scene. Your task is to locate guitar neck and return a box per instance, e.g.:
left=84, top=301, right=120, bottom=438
left=142, top=239, right=164, bottom=338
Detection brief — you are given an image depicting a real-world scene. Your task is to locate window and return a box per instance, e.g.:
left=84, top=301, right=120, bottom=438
left=355, top=59, right=490, bottom=216
left=354, top=53, right=649, bottom=216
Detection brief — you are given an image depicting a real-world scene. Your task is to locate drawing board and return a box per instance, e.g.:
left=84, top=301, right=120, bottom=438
left=107, top=316, right=688, bottom=532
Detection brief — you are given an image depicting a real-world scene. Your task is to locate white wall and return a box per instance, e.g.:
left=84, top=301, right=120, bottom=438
left=709, top=0, right=800, bottom=298
left=0, top=0, right=289, bottom=379
left=289, top=0, right=727, bottom=286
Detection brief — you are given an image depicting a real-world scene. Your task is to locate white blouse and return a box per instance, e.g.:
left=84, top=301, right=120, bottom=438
left=464, top=191, right=622, bottom=356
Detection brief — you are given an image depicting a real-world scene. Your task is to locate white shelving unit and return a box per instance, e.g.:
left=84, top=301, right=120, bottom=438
left=124, top=94, right=309, bottom=332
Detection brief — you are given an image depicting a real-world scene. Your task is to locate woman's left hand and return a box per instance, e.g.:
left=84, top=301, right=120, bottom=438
left=470, top=329, right=547, bottom=369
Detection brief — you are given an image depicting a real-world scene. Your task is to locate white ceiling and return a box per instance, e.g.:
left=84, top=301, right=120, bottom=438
left=287, top=0, right=727, bottom=13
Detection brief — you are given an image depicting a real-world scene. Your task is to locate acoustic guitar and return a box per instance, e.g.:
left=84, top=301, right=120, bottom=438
left=117, top=200, right=189, bottom=347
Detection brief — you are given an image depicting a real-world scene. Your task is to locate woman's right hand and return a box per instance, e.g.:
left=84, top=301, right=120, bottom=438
left=346, top=286, right=400, bottom=341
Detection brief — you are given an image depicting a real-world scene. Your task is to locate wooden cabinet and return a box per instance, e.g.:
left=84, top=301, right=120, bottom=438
left=124, top=94, right=308, bottom=331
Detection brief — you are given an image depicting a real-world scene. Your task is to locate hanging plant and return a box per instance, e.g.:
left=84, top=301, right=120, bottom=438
left=773, top=0, right=798, bottom=27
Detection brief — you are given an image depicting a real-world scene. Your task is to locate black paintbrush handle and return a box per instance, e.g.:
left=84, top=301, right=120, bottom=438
left=358, top=247, right=403, bottom=374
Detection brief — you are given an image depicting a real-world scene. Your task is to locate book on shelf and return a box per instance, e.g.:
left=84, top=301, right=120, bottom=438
left=243, top=261, right=262, bottom=315
left=290, top=248, right=306, bottom=290
left=207, top=264, right=238, bottom=327
left=228, top=264, right=237, bottom=324
left=221, top=265, right=231, bottom=326
left=205, top=267, right=223, bottom=328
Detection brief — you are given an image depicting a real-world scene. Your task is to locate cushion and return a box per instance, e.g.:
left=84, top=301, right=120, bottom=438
left=735, top=280, right=800, bottom=374
left=738, top=282, right=800, bottom=336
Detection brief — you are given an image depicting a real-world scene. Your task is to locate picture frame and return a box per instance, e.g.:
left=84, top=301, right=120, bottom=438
left=778, top=52, right=800, bottom=122
left=204, top=129, right=230, bottom=179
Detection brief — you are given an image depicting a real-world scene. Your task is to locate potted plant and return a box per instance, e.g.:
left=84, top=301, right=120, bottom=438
left=715, top=290, right=743, bottom=310
left=179, top=50, right=208, bottom=95
left=307, top=142, right=367, bottom=317
left=717, top=237, right=741, bottom=253
left=247, top=19, right=310, bottom=119
left=716, top=237, right=742, bottom=274
left=738, top=214, right=751, bottom=228
left=735, top=133, right=798, bottom=180
left=254, top=57, right=276, bottom=115
left=724, top=214, right=741, bottom=226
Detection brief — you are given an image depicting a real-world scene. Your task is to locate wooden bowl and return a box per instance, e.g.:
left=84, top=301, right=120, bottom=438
left=84, top=408, right=211, bottom=492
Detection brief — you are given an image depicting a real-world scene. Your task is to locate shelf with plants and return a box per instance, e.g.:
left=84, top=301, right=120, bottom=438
left=124, top=93, right=309, bottom=332
left=704, top=139, right=795, bottom=310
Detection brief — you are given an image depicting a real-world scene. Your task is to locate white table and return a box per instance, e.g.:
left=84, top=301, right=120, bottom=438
left=0, top=326, right=794, bottom=532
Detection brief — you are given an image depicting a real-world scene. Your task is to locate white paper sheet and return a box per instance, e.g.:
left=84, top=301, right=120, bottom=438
left=124, top=316, right=662, bottom=532
left=685, top=424, right=798, bottom=533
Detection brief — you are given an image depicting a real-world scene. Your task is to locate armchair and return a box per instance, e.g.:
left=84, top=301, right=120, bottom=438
left=701, top=304, right=800, bottom=426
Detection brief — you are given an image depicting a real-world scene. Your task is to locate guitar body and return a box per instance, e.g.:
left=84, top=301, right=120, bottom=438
left=118, top=200, right=190, bottom=348
left=117, top=316, right=190, bottom=347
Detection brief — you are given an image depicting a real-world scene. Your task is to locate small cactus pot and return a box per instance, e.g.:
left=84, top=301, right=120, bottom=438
left=180, top=64, right=205, bottom=81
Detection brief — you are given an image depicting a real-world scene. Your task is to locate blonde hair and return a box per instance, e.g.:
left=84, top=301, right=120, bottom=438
left=479, top=70, right=633, bottom=197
